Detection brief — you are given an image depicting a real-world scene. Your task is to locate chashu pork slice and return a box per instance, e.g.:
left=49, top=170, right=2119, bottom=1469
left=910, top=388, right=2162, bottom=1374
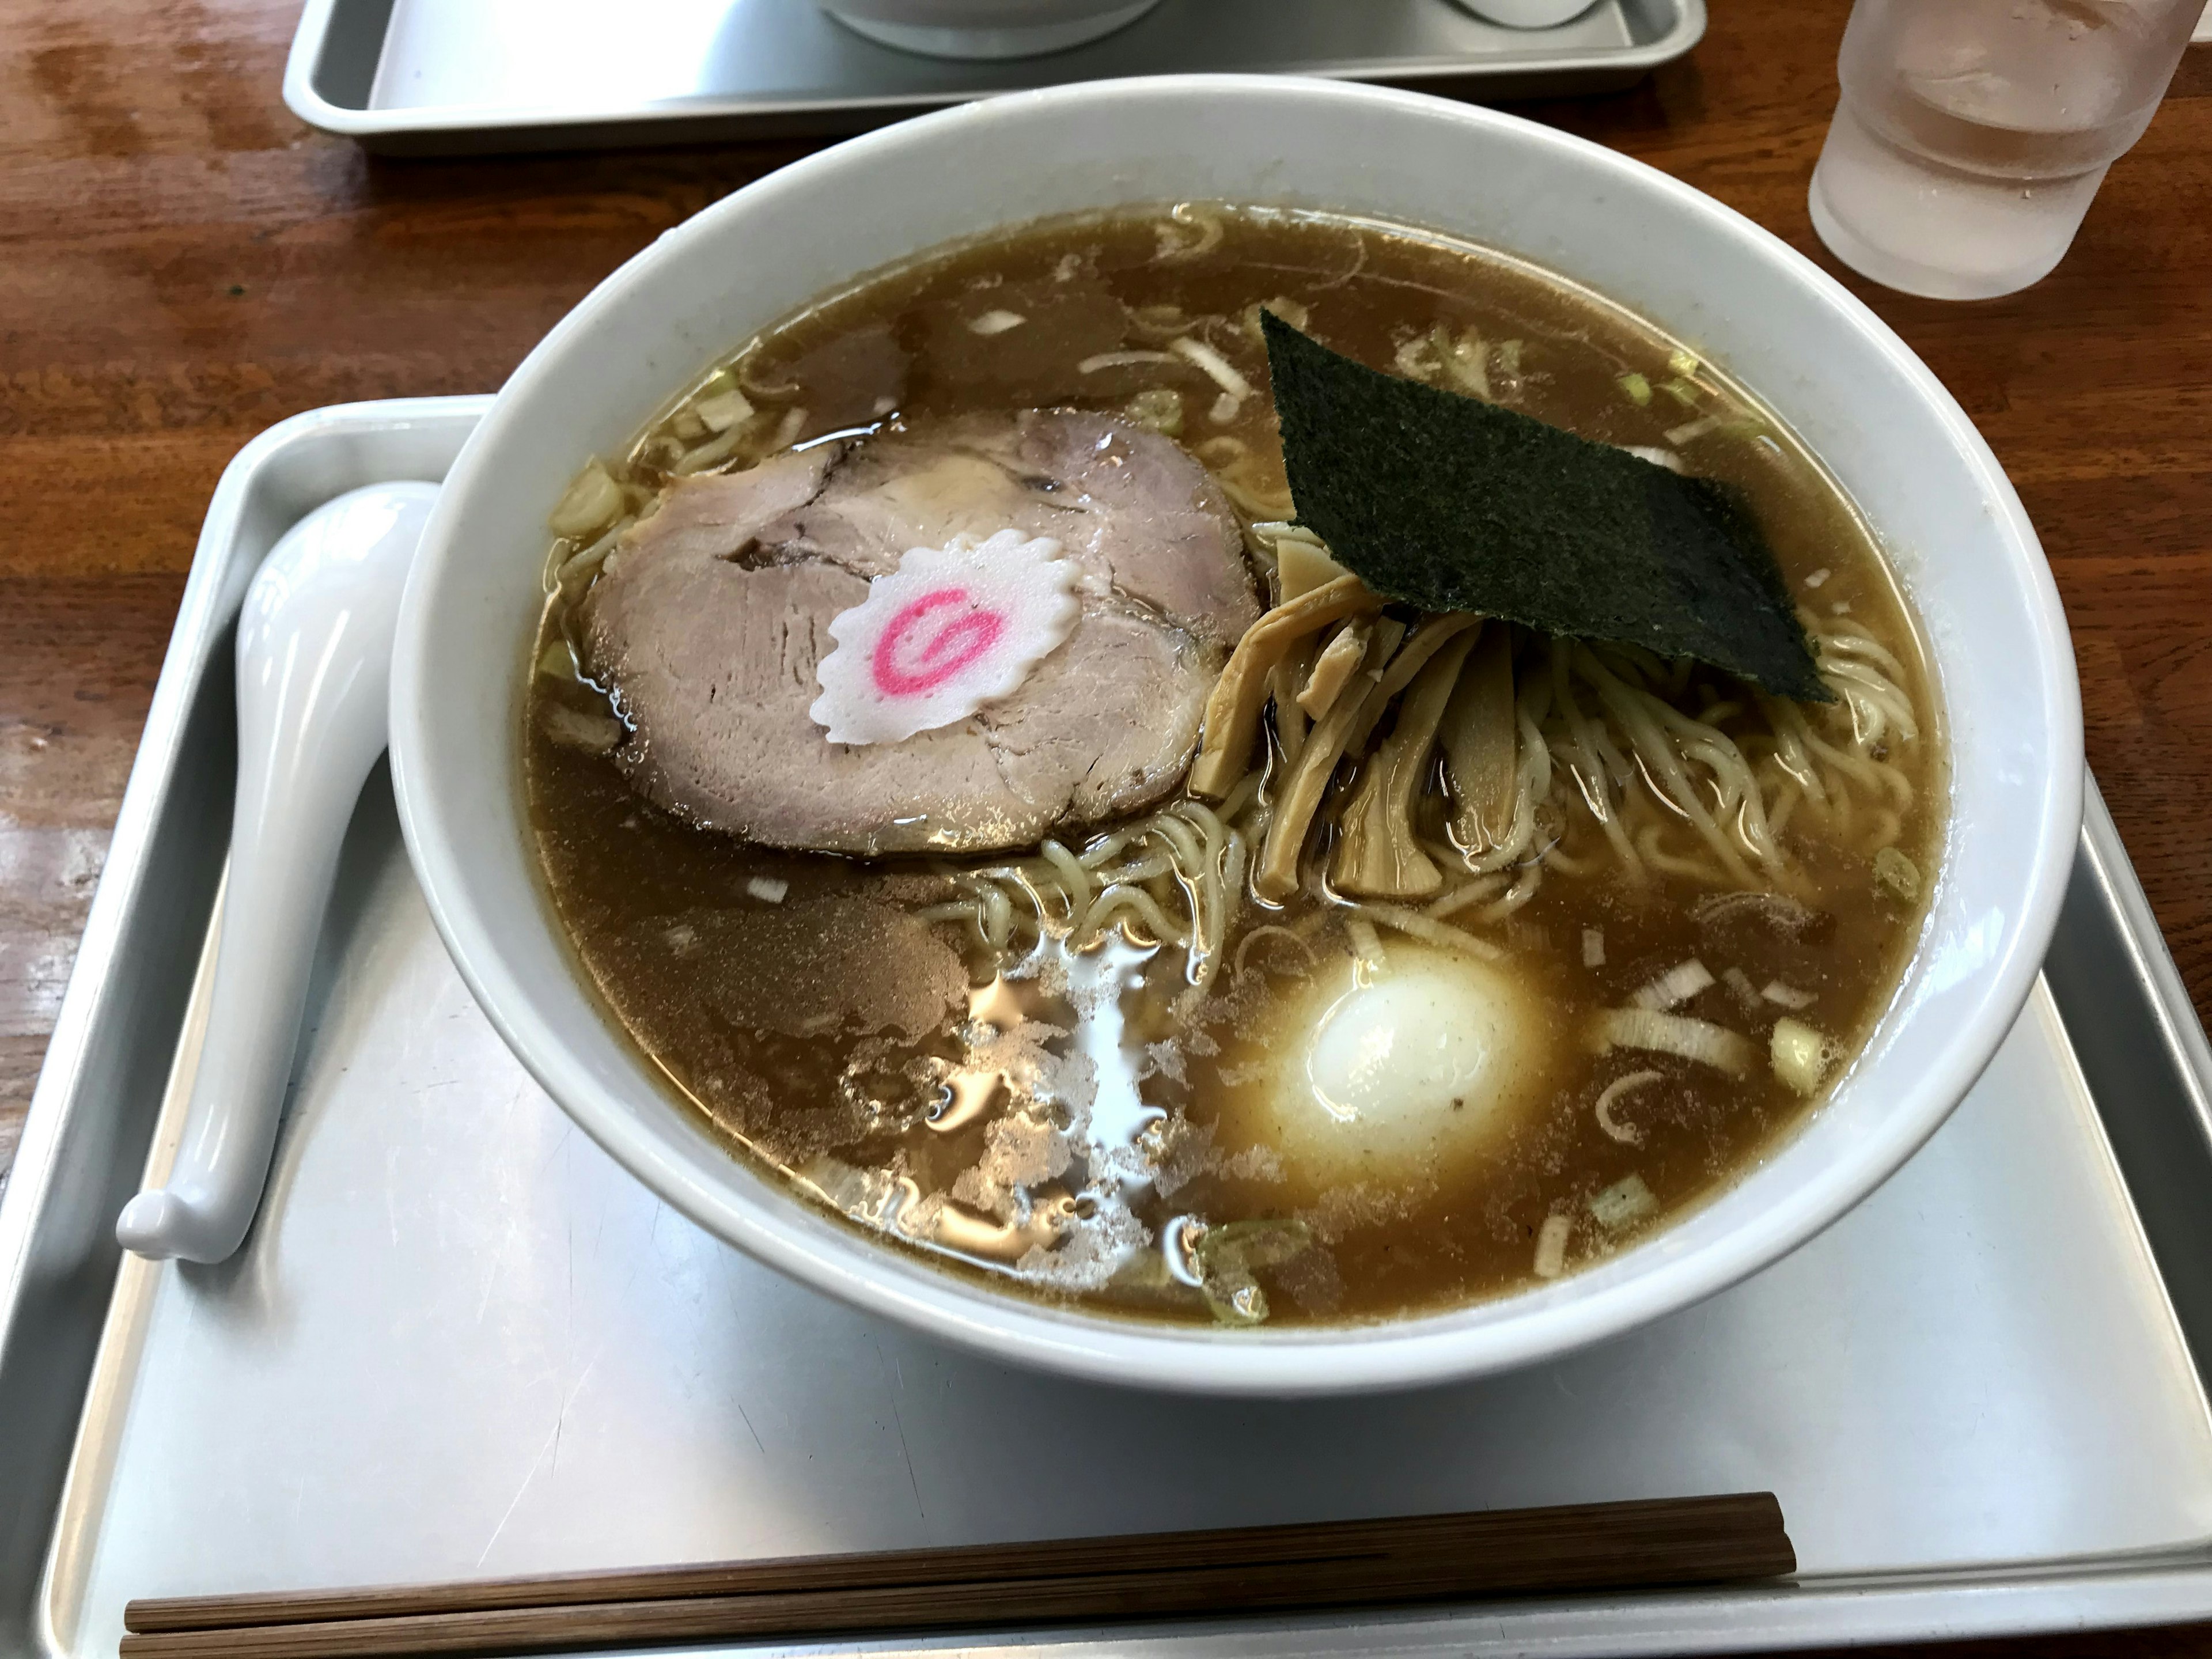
left=579, top=410, right=1257, bottom=855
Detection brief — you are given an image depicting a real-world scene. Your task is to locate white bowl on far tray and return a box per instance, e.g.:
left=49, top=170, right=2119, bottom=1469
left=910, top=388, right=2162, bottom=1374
left=817, top=0, right=1164, bottom=58
left=1453, top=0, right=1600, bottom=27
left=391, top=75, right=2081, bottom=1397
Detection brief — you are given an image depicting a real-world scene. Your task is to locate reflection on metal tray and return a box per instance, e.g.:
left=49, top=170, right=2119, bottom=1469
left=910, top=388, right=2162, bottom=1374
left=9, top=400, right=2212, bottom=1658
left=282, top=0, right=1705, bottom=155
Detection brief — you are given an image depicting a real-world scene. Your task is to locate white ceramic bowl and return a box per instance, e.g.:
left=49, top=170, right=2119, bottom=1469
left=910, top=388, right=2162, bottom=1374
left=391, top=75, right=2081, bottom=1397
left=817, top=0, right=1162, bottom=59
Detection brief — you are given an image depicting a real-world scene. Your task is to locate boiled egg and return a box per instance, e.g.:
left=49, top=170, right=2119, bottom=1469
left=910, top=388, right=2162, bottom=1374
left=1218, top=939, right=1555, bottom=1198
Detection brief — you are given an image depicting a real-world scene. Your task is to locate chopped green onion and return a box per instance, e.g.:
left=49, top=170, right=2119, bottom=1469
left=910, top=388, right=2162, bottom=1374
left=1874, top=846, right=1921, bottom=903
left=1722, top=965, right=1762, bottom=1011
left=1589, top=1174, right=1657, bottom=1230
left=548, top=459, right=623, bottom=539
left=1664, top=414, right=1724, bottom=447
left=1760, top=980, right=1816, bottom=1011
left=694, top=387, right=755, bottom=434
left=1771, top=1017, right=1834, bottom=1096
left=1192, top=1218, right=1313, bottom=1326
left=1125, top=387, right=1184, bottom=437
left=1533, top=1211, right=1573, bottom=1278
left=1591, top=1007, right=1753, bottom=1077
left=1630, top=958, right=1714, bottom=1011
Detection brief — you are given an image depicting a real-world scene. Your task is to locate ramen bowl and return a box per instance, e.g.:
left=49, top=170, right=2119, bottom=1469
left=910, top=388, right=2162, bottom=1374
left=391, top=75, right=2080, bottom=1396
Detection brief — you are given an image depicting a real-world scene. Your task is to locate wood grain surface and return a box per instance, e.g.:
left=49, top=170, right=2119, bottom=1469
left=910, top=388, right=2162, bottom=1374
left=1, top=2, right=2208, bottom=1652
left=117, top=1495, right=1793, bottom=1657
left=123, top=1495, right=1791, bottom=1634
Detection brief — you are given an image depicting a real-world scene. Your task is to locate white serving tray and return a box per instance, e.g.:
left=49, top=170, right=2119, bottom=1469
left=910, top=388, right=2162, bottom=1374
left=10, top=400, right=2212, bottom=1658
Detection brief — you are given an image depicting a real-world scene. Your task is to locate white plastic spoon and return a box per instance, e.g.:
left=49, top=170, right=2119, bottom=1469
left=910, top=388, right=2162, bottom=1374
left=117, top=482, right=441, bottom=1263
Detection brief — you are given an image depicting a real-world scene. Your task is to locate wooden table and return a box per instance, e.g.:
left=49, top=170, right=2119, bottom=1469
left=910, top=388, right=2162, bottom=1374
left=3, top=3, right=2208, bottom=1650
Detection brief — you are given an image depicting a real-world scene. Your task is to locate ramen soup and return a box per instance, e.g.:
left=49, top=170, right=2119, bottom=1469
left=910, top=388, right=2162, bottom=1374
left=524, top=204, right=1942, bottom=1328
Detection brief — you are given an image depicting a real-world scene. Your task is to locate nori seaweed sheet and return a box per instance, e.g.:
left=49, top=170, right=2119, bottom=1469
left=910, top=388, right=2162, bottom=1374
left=1262, top=313, right=1830, bottom=703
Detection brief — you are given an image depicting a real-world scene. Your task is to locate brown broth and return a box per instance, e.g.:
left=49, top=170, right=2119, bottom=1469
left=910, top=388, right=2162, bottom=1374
left=524, top=204, right=1943, bottom=1327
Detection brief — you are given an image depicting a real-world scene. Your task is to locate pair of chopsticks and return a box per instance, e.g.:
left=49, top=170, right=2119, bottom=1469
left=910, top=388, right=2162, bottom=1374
left=122, top=1491, right=1792, bottom=1658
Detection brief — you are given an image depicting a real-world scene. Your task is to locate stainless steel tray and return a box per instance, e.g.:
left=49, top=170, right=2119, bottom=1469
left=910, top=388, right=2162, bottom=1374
left=282, top=0, right=1705, bottom=156
left=10, top=399, right=2212, bottom=1659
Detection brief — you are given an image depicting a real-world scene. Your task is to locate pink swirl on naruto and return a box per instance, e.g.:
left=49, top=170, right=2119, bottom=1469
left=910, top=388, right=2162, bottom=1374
left=810, top=529, right=1076, bottom=747
left=870, top=588, right=1007, bottom=698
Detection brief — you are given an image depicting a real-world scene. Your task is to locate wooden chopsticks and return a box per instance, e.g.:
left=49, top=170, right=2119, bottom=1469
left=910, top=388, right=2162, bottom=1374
left=121, top=1492, right=1793, bottom=1658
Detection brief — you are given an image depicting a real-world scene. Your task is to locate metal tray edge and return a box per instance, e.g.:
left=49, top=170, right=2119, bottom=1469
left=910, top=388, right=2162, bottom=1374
left=2048, top=775, right=2212, bottom=1392
left=583, top=1560, right=2212, bottom=1658
left=280, top=2, right=1706, bottom=153
left=2077, top=774, right=2212, bottom=1141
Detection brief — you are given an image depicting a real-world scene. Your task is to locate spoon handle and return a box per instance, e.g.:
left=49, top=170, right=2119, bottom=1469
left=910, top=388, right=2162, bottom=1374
left=117, top=483, right=442, bottom=1264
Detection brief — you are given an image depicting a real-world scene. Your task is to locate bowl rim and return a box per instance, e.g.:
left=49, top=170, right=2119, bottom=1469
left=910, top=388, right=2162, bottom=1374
left=391, top=71, right=2082, bottom=1396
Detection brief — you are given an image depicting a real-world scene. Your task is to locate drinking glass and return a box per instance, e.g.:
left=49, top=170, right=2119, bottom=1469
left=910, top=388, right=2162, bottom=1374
left=1810, top=0, right=2202, bottom=300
